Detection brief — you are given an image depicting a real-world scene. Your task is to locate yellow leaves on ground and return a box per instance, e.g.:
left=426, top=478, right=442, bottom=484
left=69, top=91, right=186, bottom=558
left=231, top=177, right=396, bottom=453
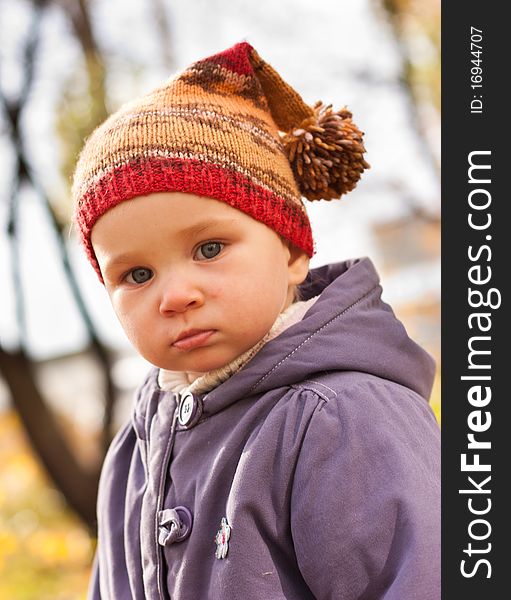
left=0, top=411, right=93, bottom=600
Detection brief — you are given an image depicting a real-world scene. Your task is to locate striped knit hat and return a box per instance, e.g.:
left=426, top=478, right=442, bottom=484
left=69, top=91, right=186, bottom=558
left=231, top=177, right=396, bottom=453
left=72, top=41, right=369, bottom=279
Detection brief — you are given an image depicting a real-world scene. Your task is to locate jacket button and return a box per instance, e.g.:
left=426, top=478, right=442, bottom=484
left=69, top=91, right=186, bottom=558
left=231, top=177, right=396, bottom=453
left=177, top=391, right=203, bottom=427
left=158, top=506, right=193, bottom=546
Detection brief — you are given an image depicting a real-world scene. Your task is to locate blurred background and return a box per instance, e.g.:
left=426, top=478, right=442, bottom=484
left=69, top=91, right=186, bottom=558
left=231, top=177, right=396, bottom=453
left=0, top=0, right=440, bottom=597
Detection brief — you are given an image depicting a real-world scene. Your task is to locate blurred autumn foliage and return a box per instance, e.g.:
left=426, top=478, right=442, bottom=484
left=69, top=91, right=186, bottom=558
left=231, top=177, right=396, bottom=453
left=0, top=412, right=92, bottom=600
left=380, top=0, right=440, bottom=107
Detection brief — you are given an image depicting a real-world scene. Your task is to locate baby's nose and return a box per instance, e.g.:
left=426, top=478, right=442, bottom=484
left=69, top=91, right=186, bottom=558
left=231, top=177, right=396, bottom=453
left=158, top=276, right=203, bottom=315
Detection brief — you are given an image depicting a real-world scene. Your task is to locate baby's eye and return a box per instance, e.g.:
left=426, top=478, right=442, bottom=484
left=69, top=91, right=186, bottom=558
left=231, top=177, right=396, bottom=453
left=195, top=242, right=223, bottom=260
left=125, top=267, right=153, bottom=284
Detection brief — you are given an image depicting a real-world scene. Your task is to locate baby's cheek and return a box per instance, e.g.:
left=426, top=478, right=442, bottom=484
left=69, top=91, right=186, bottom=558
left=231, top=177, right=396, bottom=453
left=114, top=300, right=148, bottom=343
left=121, top=319, right=143, bottom=348
left=232, top=297, right=281, bottom=341
left=205, top=282, right=223, bottom=301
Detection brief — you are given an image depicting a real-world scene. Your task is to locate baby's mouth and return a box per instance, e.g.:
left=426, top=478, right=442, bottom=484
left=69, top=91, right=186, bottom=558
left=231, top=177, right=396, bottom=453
left=171, top=329, right=216, bottom=351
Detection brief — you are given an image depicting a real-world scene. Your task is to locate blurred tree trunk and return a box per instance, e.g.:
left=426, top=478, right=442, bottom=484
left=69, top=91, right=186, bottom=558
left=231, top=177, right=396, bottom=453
left=150, top=0, right=175, bottom=69
left=0, top=0, right=117, bottom=531
left=0, top=349, right=100, bottom=529
left=373, top=0, right=440, bottom=182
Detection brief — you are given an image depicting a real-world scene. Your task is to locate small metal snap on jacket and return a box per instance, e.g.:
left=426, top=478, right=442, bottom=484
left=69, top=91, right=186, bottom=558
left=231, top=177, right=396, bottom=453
left=158, top=506, right=193, bottom=546
left=177, top=391, right=203, bottom=428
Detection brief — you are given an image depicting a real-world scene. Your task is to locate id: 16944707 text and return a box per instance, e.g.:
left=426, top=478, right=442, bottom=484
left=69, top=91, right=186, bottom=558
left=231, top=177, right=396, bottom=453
left=470, top=27, right=483, bottom=114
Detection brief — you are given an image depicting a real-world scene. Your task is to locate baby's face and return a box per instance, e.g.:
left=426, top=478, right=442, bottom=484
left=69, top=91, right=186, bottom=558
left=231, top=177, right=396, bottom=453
left=91, top=192, right=309, bottom=373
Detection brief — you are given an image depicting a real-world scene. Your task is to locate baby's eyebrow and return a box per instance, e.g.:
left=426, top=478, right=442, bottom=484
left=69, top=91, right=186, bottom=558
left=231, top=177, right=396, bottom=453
left=177, top=217, right=240, bottom=238
left=102, top=253, right=139, bottom=271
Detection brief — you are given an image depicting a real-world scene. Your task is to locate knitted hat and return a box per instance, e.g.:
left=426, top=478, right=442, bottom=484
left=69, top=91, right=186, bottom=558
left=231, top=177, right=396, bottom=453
left=72, top=41, right=369, bottom=279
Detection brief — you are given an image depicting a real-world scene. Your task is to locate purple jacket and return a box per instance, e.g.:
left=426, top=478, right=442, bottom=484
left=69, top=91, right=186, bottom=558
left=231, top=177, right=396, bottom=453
left=90, top=257, right=440, bottom=600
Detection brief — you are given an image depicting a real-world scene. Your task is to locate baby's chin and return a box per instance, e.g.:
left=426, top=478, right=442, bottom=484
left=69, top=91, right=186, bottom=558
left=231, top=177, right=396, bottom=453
left=150, top=345, right=248, bottom=375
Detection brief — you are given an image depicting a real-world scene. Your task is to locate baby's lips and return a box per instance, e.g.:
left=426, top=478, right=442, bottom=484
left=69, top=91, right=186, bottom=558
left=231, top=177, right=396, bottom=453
left=171, top=329, right=216, bottom=351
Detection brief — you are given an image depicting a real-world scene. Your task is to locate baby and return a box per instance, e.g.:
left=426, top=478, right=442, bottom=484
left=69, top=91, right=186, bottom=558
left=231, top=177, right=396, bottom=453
left=73, top=42, right=440, bottom=599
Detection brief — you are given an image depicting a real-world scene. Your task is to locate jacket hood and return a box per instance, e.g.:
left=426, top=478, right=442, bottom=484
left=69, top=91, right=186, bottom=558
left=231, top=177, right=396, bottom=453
left=141, top=257, right=436, bottom=420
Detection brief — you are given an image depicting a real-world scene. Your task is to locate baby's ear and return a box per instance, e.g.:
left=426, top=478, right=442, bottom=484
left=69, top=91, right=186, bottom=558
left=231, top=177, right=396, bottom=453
left=286, top=242, right=310, bottom=286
